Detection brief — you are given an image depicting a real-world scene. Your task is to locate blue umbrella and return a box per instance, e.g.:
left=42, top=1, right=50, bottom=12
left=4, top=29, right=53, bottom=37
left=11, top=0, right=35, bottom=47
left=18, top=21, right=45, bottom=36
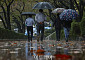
left=59, top=9, right=79, bottom=21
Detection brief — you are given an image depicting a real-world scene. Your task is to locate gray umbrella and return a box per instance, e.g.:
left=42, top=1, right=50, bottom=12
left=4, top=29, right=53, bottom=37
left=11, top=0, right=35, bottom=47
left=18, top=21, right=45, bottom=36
left=33, top=2, right=54, bottom=9
left=21, top=12, right=36, bottom=15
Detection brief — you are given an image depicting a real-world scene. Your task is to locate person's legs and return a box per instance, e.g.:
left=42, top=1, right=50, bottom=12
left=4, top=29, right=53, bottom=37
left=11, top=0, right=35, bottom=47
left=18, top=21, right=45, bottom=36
left=64, top=27, right=71, bottom=42
left=56, top=30, right=60, bottom=41
left=37, top=23, right=40, bottom=36
left=64, top=27, right=68, bottom=42
left=67, top=28, right=70, bottom=37
left=55, top=29, right=59, bottom=41
left=41, top=24, right=44, bottom=41
left=30, top=26, right=33, bottom=41
left=41, top=25, right=44, bottom=41
left=66, top=27, right=70, bottom=42
left=55, top=25, right=61, bottom=41
left=58, top=29, right=61, bottom=41
left=37, top=23, right=40, bottom=42
left=27, top=26, right=30, bottom=42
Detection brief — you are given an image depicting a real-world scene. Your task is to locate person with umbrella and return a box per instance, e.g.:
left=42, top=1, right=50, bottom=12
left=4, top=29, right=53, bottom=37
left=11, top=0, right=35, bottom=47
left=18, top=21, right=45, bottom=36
left=25, top=14, right=35, bottom=42
left=35, top=9, right=47, bottom=42
left=60, top=9, right=78, bottom=42
left=53, top=13, right=61, bottom=41
left=52, top=8, right=65, bottom=41
left=33, top=2, right=53, bottom=42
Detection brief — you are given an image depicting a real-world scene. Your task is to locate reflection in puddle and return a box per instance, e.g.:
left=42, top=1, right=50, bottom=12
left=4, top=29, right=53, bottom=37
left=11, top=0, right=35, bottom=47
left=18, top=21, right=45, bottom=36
left=1, top=49, right=9, bottom=51
left=0, top=40, right=85, bottom=60
left=25, top=42, right=28, bottom=60
left=0, top=46, right=4, bottom=47
left=15, top=48, right=21, bottom=50
left=10, top=51, right=18, bottom=53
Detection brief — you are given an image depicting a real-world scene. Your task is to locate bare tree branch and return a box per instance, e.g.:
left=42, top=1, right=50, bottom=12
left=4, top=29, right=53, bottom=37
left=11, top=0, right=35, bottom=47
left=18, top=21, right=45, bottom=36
left=53, top=0, right=59, bottom=8
left=0, top=1, right=4, bottom=6
left=0, top=5, right=7, bottom=23
left=0, top=15, right=7, bottom=28
left=8, top=0, right=14, bottom=6
left=4, top=0, right=8, bottom=6
left=59, top=1, right=69, bottom=8
left=74, top=0, right=79, bottom=10
left=21, top=2, right=25, bottom=11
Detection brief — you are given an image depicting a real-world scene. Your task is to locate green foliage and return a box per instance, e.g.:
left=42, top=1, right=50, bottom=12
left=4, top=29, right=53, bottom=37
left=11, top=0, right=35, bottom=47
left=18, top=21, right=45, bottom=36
left=60, top=29, right=65, bottom=39
left=50, top=29, right=65, bottom=40
left=44, top=28, right=55, bottom=37
left=70, top=21, right=81, bottom=39
left=50, top=32, right=56, bottom=40
left=80, top=17, right=85, bottom=37
left=0, top=0, right=15, bottom=6
left=44, top=28, right=65, bottom=40
left=0, top=28, right=27, bottom=39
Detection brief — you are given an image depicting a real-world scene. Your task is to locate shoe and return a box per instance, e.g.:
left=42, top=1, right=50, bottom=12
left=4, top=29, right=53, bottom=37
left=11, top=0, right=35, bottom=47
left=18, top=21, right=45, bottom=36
left=28, top=38, right=30, bottom=42
left=65, top=38, right=68, bottom=42
left=37, top=36, right=40, bottom=42
left=30, top=41, right=32, bottom=43
left=66, top=39, right=68, bottom=42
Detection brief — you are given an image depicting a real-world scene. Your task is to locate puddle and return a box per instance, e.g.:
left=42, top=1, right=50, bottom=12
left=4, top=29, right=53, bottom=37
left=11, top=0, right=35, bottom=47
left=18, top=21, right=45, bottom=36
left=0, top=40, right=85, bottom=60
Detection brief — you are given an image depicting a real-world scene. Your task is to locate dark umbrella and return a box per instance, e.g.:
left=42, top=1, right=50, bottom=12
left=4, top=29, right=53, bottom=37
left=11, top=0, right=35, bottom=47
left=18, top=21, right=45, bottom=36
left=59, top=9, right=79, bottom=21
left=21, top=12, right=36, bottom=15
left=33, top=2, right=54, bottom=9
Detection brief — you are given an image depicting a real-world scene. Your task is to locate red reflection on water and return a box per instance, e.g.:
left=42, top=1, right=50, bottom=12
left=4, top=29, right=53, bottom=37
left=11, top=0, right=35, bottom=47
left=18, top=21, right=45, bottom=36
left=54, top=54, right=72, bottom=60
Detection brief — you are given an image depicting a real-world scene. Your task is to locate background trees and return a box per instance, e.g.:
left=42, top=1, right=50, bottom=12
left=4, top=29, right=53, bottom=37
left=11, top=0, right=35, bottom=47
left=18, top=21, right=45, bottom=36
left=11, top=1, right=25, bottom=33
left=0, top=0, right=85, bottom=38
left=46, top=0, right=85, bottom=22
left=0, top=0, right=15, bottom=30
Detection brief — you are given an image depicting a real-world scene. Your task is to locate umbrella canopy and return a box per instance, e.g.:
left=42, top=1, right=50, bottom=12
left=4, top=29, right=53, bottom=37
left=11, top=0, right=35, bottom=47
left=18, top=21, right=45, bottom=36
left=60, top=9, right=79, bottom=21
left=52, top=8, right=65, bottom=13
left=33, top=2, right=54, bottom=9
left=21, top=12, right=36, bottom=15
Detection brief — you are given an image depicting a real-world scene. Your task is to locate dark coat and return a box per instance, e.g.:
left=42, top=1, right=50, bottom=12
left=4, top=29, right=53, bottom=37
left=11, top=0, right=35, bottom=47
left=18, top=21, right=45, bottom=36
left=61, top=20, right=72, bottom=28
left=53, top=17, right=61, bottom=29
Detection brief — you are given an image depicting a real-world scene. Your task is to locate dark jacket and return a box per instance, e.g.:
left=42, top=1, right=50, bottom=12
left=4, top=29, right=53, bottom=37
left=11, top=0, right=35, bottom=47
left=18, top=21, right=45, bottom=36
left=61, top=20, right=72, bottom=28
left=53, top=17, right=61, bottom=29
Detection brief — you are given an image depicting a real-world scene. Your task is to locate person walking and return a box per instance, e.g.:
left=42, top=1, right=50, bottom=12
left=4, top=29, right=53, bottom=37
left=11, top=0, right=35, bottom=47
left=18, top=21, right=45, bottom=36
left=25, top=14, right=35, bottom=42
left=61, top=20, right=72, bottom=42
left=59, top=9, right=78, bottom=42
left=53, top=13, right=61, bottom=41
left=35, top=9, right=46, bottom=42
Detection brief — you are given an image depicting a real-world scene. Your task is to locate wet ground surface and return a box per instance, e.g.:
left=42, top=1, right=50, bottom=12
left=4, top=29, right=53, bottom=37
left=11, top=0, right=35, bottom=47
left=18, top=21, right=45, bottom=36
left=0, top=40, right=85, bottom=60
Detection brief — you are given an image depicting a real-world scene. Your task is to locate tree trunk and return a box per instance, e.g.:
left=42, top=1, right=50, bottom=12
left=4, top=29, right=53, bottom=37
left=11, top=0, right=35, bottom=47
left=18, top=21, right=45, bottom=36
left=22, top=23, right=25, bottom=33
left=17, top=24, right=22, bottom=33
left=7, top=6, right=11, bottom=30
left=1, top=6, right=8, bottom=27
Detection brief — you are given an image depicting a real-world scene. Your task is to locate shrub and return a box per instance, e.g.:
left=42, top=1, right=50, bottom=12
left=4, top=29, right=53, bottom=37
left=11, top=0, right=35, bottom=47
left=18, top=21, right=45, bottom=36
left=44, top=28, right=55, bottom=37
left=0, top=28, right=27, bottom=39
left=70, top=21, right=81, bottom=39
left=60, top=29, right=65, bottom=40
left=80, top=17, right=85, bottom=37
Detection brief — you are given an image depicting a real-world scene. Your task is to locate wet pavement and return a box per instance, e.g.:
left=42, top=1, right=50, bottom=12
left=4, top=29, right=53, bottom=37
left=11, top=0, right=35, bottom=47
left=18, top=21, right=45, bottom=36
left=0, top=40, right=85, bottom=60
